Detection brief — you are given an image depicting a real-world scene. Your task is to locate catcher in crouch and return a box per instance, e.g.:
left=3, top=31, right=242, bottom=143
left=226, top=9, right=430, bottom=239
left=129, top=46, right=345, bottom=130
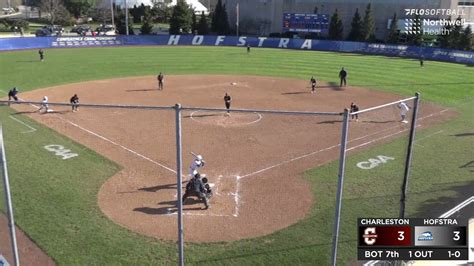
left=182, top=173, right=212, bottom=210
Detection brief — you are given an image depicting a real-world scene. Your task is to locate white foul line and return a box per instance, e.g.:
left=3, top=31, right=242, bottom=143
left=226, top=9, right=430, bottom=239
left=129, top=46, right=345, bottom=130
left=240, top=108, right=450, bottom=179
left=439, top=196, right=474, bottom=218
left=16, top=97, right=177, bottom=174
left=54, top=115, right=177, bottom=174
left=232, top=176, right=241, bottom=217
left=9, top=116, right=36, bottom=133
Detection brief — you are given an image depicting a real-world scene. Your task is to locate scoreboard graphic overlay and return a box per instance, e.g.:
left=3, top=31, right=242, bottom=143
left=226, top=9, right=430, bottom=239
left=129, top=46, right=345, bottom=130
left=358, top=218, right=470, bottom=260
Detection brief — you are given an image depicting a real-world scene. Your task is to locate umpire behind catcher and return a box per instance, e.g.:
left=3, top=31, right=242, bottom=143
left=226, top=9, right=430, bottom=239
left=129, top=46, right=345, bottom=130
left=182, top=173, right=211, bottom=209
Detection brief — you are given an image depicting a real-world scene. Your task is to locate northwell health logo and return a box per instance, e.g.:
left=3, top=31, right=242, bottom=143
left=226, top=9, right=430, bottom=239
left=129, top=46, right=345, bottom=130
left=404, top=9, right=466, bottom=35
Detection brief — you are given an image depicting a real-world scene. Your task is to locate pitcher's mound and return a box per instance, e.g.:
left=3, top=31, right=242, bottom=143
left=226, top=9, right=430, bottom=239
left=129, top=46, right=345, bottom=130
left=189, top=110, right=262, bottom=127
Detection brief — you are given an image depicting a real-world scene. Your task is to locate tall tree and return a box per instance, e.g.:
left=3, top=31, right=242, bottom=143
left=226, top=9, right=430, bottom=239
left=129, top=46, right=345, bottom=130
left=458, top=25, right=472, bottom=50
left=41, top=0, right=73, bottom=24
left=140, top=7, right=154, bottom=35
left=347, top=8, right=362, bottom=41
left=197, top=11, right=209, bottom=34
left=152, top=0, right=172, bottom=23
left=361, top=3, right=375, bottom=41
left=211, top=0, right=222, bottom=33
left=169, top=0, right=192, bottom=34
left=328, top=9, right=343, bottom=40
left=218, top=3, right=229, bottom=34
left=191, top=11, right=197, bottom=34
left=450, top=16, right=464, bottom=49
left=63, top=0, right=94, bottom=19
left=115, top=7, right=134, bottom=35
left=386, top=12, right=399, bottom=44
left=438, top=16, right=453, bottom=48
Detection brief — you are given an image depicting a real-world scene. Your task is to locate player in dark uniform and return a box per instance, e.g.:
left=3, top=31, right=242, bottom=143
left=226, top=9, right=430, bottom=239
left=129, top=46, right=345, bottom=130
left=339, top=67, right=347, bottom=87
left=420, top=56, right=424, bottom=67
left=70, top=94, right=79, bottom=112
left=38, top=49, right=44, bottom=62
left=8, top=87, right=19, bottom=106
left=182, top=173, right=210, bottom=209
left=350, top=102, right=359, bottom=121
left=157, top=72, right=164, bottom=90
left=247, top=44, right=250, bottom=53
left=310, top=76, right=317, bottom=94
left=224, top=92, right=232, bottom=116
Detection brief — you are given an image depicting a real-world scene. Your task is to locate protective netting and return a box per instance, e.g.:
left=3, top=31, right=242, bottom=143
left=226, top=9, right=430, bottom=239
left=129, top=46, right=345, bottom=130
left=336, top=97, right=418, bottom=265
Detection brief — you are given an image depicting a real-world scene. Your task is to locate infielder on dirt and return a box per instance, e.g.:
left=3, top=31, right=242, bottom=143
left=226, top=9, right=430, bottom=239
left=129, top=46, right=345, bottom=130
left=310, top=76, right=317, bottom=94
left=8, top=87, right=19, bottom=105
left=398, top=101, right=410, bottom=123
left=70, top=94, right=79, bottom=112
left=157, top=72, right=164, bottom=90
left=224, top=92, right=232, bottom=115
left=37, top=96, right=49, bottom=113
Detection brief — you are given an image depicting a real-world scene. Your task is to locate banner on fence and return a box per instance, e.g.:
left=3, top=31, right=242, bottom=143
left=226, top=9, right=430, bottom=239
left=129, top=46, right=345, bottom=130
left=0, top=35, right=472, bottom=64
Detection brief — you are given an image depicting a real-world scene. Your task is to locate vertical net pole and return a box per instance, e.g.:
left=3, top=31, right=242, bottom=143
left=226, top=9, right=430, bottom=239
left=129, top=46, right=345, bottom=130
left=399, top=92, right=421, bottom=218
left=331, top=109, right=350, bottom=266
left=0, top=125, right=20, bottom=266
left=174, top=104, right=184, bottom=266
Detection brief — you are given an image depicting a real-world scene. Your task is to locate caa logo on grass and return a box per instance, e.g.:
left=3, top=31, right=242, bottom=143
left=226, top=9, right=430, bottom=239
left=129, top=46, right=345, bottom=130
left=417, top=231, right=434, bottom=241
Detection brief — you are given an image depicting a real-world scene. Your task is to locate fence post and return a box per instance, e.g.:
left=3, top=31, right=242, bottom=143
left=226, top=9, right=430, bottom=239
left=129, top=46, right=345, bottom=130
left=174, top=104, right=184, bottom=266
left=0, top=125, right=20, bottom=266
left=399, top=92, right=421, bottom=218
left=330, top=109, right=350, bottom=266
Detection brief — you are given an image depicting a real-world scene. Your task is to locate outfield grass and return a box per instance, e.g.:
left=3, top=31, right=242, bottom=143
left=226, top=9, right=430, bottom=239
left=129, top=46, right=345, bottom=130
left=0, top=47, right=473, bottom=265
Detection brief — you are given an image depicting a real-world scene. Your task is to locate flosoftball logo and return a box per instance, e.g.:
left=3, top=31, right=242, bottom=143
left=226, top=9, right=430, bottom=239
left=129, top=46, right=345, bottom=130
left=404, top=18, right=421, bottom=35
left=404, top=9, right=466, bottom=35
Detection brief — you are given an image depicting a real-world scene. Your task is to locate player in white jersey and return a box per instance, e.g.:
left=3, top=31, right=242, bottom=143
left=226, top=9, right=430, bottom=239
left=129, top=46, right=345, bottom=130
left=398, top=102, right=410, bottom=123
left=189, top=154, right=205, bottom=179
left=38, top=96, right=49, bottom=113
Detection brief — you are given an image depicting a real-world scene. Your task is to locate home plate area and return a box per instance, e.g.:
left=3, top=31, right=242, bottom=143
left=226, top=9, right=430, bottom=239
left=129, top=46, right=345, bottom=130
left=170, top=175, right=241, bottom=217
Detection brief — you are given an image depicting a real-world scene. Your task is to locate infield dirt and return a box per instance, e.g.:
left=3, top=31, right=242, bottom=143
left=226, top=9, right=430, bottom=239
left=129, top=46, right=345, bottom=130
left=9, top=75, right=454, bottom=243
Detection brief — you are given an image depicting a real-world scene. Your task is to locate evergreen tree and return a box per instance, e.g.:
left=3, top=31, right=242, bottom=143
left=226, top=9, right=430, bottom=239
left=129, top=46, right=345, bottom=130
left=347, top=8, right=362, bottom=41
left=361, top=3, right=375, bottom=41
left=115, top=8, right=134, bottom=35
left=197, top=11, right=209, bottom=35
left=386, top=13, right=399, bottom=43
left=450, top=16, right=464, bottom=49
left=458, top=25, right=472, bottom=50
left=328, top=9, right=343, bottom=40
left=211, top=0, right=222, bottom=33
left=191, top=11, right=198, bottom=34
left=169, top=0, right=192, bottom=34
left=140, top=7, right=154, bottom=35
left=218, top=3, right=229, bottom=34
left=438, top=16, right=453, bottom=48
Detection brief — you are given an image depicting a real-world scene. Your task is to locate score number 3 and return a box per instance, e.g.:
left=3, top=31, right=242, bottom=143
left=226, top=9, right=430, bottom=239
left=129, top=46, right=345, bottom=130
left=398, top=231, right=405, bottom=241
